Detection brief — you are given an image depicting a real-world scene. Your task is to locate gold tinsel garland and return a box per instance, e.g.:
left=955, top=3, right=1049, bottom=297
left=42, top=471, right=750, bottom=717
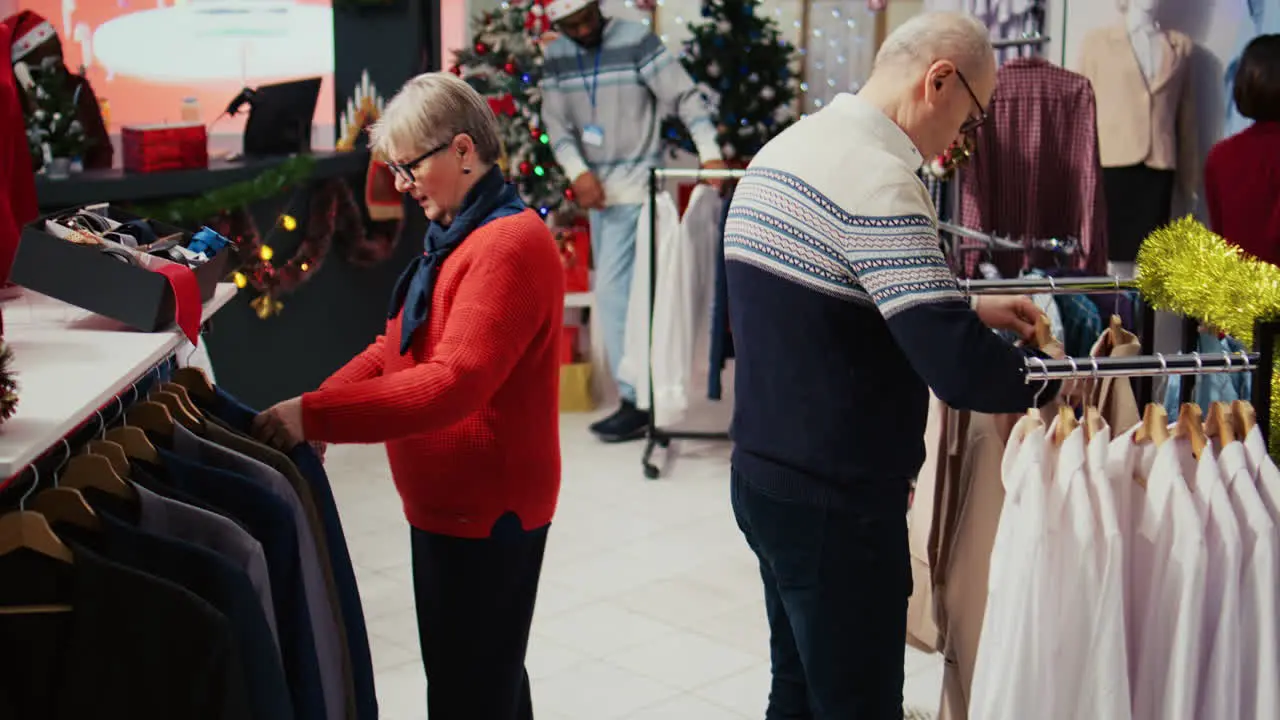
left=1135, top=216, right=1280, bottom=455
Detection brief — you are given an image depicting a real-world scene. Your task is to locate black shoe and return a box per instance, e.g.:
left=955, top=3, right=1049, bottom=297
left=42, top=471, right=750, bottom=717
left=590, top=400, right=650, bottom=443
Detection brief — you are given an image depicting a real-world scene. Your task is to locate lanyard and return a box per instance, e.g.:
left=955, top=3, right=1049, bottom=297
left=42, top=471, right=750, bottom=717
left=575, top=48, right=602, bottom=121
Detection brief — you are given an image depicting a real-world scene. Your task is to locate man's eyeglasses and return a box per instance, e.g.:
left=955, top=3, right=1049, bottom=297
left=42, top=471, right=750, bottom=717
left=955, top=70, right=988, bottom=134
left=388, top=142, right=450, bottom=184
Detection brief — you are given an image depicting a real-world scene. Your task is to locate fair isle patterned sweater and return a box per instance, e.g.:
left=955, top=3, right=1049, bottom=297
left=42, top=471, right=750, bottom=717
left=723, top=93, right=1054, bottom=498
left=540, top=18, right=721, bottom=206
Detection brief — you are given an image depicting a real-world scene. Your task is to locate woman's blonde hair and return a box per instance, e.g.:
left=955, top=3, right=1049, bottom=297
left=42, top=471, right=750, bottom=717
left=369, top=72, right=502, bottom=164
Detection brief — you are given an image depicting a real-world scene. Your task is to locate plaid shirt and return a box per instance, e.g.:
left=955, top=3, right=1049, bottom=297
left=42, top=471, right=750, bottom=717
left=957, top=58, right=1108, bottom=277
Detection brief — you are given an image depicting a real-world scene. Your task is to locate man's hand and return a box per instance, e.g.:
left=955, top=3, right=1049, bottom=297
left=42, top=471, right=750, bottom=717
left=251, top=396, right=306, bottom=452
left=571, top=171, right=606, bottom=210
left=974, top=295, right=1043, bottom=342
left=700, top=159, right=728, bottom=190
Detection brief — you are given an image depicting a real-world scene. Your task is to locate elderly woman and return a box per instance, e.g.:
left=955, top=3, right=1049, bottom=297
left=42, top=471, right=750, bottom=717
left=253, top=72, right=565, bottom=719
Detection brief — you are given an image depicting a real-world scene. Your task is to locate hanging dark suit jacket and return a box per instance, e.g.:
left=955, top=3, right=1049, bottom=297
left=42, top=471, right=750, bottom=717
left=55, top=508, right=293, bottom=720
left=0, top=543, right=250, bottom=720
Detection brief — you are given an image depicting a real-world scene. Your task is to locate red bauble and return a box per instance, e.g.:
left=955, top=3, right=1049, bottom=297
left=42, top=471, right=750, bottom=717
left=564, top=188, right=576, bottom=202
left=450, top=65, right=461, bottom=75
left=519, top=161, right=533, bottom=175
left=475, top=42, right=488, bottom=54
left=503, top=61, right=517, bottom=74
left=530, top=127, right=542, bottom=139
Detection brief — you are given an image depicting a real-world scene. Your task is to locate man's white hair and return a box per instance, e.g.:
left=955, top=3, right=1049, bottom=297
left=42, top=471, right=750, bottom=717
left=873, top=11, right=994, bottom=74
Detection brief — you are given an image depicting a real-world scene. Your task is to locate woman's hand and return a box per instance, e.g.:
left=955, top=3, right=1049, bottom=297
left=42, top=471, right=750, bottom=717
left=251, top=397, right=306, bottom=452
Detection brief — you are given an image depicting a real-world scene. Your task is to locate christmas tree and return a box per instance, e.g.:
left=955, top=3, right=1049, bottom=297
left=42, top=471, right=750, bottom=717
left=22, top=58, right=91, bottom=169
left=451, top=0, right=573, bottom=217
left=663, top=0, right=799, bottom=162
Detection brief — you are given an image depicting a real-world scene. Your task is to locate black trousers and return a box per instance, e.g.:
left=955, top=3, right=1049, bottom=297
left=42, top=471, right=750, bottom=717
left=1103, top=163, right=1175, bottom=262
left=410, top=512, right=549, bottom=720
left=732, top=470, right=912, bottom=720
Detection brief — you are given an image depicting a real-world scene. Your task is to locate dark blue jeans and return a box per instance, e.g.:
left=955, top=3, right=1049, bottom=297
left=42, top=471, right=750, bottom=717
left=731, top=469, right=912, bottom=719
left=411, top=512, right=548, bottom=720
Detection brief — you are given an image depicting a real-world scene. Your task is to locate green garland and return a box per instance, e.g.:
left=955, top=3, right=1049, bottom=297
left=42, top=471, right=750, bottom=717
left=130, top=155, right=317, bottom=226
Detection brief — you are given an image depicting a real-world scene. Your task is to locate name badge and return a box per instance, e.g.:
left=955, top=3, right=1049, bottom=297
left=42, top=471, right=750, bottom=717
left=581, top=124, right=605, bottom=147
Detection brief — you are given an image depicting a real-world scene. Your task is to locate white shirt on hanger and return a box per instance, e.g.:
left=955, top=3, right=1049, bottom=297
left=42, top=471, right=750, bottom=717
left=1243, top=425, right=1280, bottom=519
left=1082, top=422, right=1132, bottom=720
left=648, top=184, right=721, bottom=427
left=1188, top=446, right=1243, bottom=720
left=969, top=415, right=1051, bottom=720
left=1219, top=439, right=1280, bottom=720
left=1110, top=430, right=1207, bottom=720
left=617, top=191, right=680, bottom=408
left=1043, top=421, right=1109, bottom=719
left=1104, top=426, right=1161, bottom=685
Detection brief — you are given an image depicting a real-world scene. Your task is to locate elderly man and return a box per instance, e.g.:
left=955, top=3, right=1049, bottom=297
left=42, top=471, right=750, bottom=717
left=541, top=0, right=726, bottom=442
left=723, top=12, right=1059, bottom=717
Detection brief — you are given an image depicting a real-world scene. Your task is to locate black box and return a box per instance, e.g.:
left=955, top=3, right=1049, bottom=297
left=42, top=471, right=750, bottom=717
left=10, top=207, right=230, bottom=333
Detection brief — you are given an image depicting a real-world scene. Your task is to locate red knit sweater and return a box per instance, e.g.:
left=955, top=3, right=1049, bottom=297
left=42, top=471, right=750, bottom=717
left=302, top=210, right=564, bottom=538
left=1205, top=121, right=1280, bottom=266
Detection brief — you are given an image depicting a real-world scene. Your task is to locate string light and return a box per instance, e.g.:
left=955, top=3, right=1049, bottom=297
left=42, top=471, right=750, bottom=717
left=233, top=271, right=248, bottom=288
left=281, top=214, right=298, bottom=231
left=259, top=245, right=274, bottom=262
left=300, top=262, right=310, bottom=272
left=534, top=165, right=546, bottom=177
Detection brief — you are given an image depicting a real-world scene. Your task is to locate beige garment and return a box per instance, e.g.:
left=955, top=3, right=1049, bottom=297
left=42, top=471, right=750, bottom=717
left=906, top=394, right=948, bottom=653
left=936, top=330, right=1142, bottom=720
left=1078, top=25, right=1199, bottom=195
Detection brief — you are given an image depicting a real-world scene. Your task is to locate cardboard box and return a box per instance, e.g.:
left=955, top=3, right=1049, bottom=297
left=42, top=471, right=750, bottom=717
left=11, top=206, right=228, bottom=333
left=121, top=123, right=209, bottom=174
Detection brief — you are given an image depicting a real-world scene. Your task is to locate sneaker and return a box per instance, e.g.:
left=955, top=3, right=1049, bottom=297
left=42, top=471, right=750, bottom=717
left=590, top=400, right=650, bottom=443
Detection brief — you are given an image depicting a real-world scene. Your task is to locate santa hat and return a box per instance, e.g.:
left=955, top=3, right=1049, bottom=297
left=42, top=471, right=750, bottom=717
left=545, top=0, right=595, bottom=22
left=7, top=11, right=55, bottom=64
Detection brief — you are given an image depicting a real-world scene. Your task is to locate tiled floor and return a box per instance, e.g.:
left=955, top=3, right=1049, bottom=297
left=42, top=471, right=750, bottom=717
left=328, top=413, right=944, bottom=719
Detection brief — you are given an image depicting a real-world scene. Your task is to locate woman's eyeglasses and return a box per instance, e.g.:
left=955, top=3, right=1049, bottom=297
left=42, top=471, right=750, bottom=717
left=388, top=142, right=451, bottom=184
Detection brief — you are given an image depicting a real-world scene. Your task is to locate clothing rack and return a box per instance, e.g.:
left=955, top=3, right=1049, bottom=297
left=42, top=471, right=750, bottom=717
left=991, top=34, right=1051, bottom=50
left=1023, top=351, right=1259, bottom=381
left=1253, top=320, right=1280, bottom=448
left=0, top=354, right=176, bottom=495
left=938, top=220, right=1078, bottom=254
left=641, top=166, right=748, bottom=479
left=964, top=276, right=1158, bottom=405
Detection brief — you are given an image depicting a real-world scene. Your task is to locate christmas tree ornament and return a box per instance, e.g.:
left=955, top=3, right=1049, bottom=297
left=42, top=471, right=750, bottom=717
left=476, top=41, right=489, bottom=54
left=504, top=61, right=518, bottom=74
left=519, top=161, right=533, bottom=175
left=0, top=341, right=18, bottom=426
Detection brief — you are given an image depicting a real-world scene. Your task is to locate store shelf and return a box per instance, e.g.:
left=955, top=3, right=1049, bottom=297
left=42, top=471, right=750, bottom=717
left=565, top=292, right=594, bottom=309
left=0, top=283, right=237, bottom=479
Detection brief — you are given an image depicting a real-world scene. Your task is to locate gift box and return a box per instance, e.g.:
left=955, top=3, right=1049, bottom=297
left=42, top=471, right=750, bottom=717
left=121, top=123, right=209, bottom=174
left=556, top=225, right=590, bottom=293
left=10, top=206, right=229, bottom=338
left=559, top=362, right=594, bottom=412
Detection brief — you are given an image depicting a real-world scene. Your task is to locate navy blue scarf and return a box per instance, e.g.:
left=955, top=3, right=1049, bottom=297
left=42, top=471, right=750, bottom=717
left=388, top=165, right=526, bottom=354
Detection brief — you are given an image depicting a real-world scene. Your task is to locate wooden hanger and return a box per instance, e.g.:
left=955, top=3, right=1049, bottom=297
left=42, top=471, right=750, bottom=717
left=104, top=426, right=159, bottom=465
left=1134, top=403, right=1170, bottom=445
left=85, top=440, right=130, bottom=478
left=1174, top=402, right=1208, bottom=459
left=30, top=487, right=100, bottom=531
left=0, top=509, right=74, bottom=565
left=1031, top=313, right=1055, bottom=350
left=172, top=367, right=216, bottom=405
left=60, top=453, right=134, bottom=501
left=1204, top=401, right=1236, bottom=447
left=149, top=390, right=201, bottom=432
left=1055, top=405, right=1079, bottom=445
left=125, top=401, right=176, bottom=438
left=1232, top=399, right=1257, bottom=437
left=159, top=382, right=204, bottom=420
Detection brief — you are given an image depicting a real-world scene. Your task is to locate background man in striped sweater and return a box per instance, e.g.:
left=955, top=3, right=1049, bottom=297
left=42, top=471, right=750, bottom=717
left=542, top=0, right=726, bottom=442
left=723, top=12, right=1060, bottom=717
